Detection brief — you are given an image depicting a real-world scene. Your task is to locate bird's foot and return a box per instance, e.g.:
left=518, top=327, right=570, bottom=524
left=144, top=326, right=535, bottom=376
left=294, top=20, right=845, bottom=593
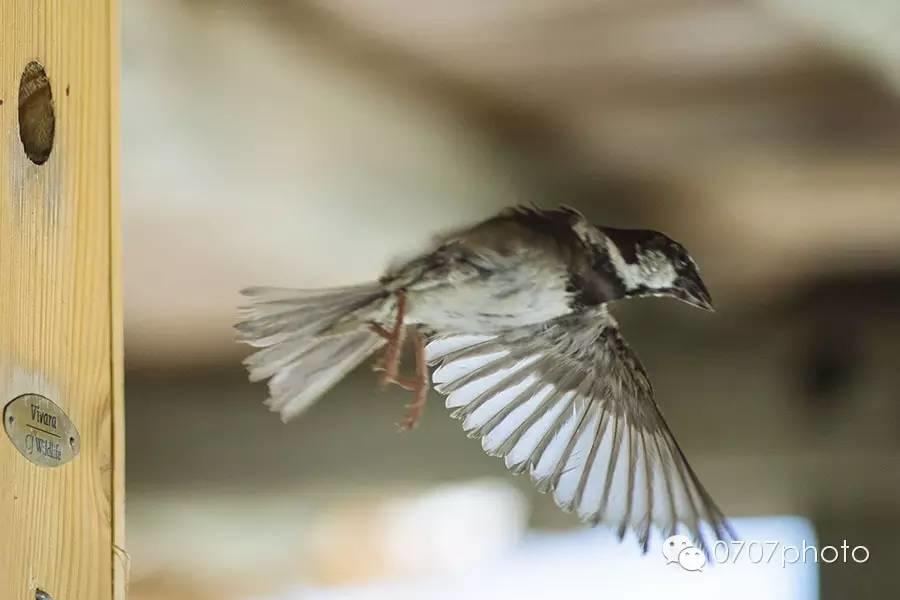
left=396, top=329, right=428, bottom=431
left=368, top=293, right=428, bottom=430
left=369, top=291, right=407, bottom=387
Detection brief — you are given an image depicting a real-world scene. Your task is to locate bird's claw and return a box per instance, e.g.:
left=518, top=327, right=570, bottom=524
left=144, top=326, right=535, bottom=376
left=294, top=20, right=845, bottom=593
left=369, top=291, right=429, bottom=430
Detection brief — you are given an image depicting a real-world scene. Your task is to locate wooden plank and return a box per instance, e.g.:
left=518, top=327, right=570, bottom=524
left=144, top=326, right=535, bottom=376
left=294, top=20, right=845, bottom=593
left=109, top=0, right=127, bottom=596
left=0, top=1, right=122, bottom=599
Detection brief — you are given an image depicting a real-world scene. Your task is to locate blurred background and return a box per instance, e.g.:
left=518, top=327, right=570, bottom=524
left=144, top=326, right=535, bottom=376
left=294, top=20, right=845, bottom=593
left=122, top=1, right=900, bottom=598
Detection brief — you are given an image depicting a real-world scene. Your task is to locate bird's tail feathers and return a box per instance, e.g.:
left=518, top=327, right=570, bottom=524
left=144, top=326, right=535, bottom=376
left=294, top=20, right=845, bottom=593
left=236, top=283, right=387, bottom=421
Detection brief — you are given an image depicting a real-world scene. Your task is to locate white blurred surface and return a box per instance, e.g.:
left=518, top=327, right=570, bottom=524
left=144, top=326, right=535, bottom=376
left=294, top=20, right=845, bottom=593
left=128, top=479, right=527, bottom=587
left=257, top=517, right=818, bottom=600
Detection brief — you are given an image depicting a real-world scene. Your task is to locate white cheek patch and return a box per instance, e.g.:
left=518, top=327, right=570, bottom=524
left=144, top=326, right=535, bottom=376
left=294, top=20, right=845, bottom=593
left=639, top=250, right=677, bottom=289
left=605, top=239, right=677, bottom=292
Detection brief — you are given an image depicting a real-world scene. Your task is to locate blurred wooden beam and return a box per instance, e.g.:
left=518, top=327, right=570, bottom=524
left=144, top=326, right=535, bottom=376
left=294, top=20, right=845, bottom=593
left=760, top=0, right=900, bottom=92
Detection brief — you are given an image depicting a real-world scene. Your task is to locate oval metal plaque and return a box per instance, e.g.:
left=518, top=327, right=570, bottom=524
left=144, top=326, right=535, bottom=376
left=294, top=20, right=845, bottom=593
left=3, top=394, right=80, bottom=467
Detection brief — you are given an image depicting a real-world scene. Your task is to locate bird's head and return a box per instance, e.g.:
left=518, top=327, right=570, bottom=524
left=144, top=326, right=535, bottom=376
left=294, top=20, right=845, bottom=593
left=597, top=227, right=714, bottom=311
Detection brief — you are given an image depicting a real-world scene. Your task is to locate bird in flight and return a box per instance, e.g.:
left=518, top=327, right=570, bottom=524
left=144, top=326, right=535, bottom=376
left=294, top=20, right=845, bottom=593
left=236, top=205, right=734, bottom=554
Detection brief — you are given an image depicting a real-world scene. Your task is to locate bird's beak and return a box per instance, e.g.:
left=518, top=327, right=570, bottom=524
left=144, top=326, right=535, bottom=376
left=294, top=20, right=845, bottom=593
left=677, top=275, right=715, bottom=312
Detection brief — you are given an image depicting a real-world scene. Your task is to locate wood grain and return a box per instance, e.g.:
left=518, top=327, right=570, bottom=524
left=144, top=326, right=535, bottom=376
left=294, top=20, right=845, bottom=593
left=0, top=1, right=122, bottom=599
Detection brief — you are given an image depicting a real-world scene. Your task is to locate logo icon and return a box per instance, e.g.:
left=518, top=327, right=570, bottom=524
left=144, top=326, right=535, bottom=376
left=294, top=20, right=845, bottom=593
left=663, top=535, right=706, bottom=572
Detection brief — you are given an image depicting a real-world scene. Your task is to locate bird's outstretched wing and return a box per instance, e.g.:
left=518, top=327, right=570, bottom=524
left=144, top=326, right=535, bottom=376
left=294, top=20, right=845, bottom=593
left=425, top=308, right=734, bottom=554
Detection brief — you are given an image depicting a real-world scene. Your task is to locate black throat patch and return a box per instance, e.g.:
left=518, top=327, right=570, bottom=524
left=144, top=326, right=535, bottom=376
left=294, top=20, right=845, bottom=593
left=570, top=245, right=628, bottom=307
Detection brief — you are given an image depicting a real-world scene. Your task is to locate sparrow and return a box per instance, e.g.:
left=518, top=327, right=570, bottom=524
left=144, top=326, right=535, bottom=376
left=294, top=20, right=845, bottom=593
left=236, top=205, right=734, bottom=553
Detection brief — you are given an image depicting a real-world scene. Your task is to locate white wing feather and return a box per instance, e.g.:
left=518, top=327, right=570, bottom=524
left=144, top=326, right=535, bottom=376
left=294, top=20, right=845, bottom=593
left=426, top=307, right=733, bottom=554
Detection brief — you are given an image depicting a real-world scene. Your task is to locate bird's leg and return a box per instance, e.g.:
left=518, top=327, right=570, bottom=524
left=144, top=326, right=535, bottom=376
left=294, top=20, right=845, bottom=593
left=368, top=291, right=429, bottom=429
left=369, top=290, right=407, bottom=388
left=396, top=328, right=428, bottom=431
